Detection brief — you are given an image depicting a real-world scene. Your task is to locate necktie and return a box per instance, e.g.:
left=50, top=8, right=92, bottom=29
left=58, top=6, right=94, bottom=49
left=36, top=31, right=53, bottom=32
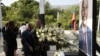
left=84, top=32, right=87, bottom=54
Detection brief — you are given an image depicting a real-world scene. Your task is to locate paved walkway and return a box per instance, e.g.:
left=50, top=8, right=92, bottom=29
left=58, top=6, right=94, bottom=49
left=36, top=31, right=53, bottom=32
left=0, top=37, right=24, bottom=56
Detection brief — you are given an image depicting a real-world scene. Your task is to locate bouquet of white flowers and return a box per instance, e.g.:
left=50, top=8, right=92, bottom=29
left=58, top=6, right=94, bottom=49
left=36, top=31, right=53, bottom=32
left=36, top=26, right=78, bottom=52
left=36, top=27, right=64, bottom=45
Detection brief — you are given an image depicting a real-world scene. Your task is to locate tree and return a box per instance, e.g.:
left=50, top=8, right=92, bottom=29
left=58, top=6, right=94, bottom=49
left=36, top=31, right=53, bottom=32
left=57, top=5, right=79, bottom=30
left=45, top=2, right=60, bottom=26
left=2, top=0, right=79, bottom=30
left=2, top=0, right=40, bottom=21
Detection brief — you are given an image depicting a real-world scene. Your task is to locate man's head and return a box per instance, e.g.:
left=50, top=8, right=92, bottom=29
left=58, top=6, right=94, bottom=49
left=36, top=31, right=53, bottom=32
left=21, top=23, right=25, bottom=26
left=26, top=23, right=33, bottom=30
left=81, top=0, right=88, bottom=27
left=5, top=22, right=8, bottom=27
left=8, top=21, right=15, bottom=29
left=36, top=20, right=41, bottom=28
left=58, top=23, right=62, bottom=28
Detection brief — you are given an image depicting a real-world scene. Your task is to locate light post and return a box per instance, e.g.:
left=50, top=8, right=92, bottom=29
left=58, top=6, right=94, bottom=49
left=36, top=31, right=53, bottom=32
left=57, top=12, right=59, bottom=23
left=39, top=0, right=45, bottom=28
left=0, top=0, right=3, bottom=37
left=98, top=3, right=100, bottom=31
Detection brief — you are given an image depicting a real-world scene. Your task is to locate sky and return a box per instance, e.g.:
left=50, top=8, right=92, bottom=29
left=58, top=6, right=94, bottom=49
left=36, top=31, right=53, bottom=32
left=1, top=0, right=80, bottom=6
left=47, top=0, right=80, bottom=5
left=1, top=0, right=18, bottom=6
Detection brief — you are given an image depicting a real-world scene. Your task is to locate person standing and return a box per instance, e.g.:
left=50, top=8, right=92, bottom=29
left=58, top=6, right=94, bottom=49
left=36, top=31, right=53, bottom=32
left=14, top=23, right=19, bottom=56
left=19, top=23, right=26, bottom=35
left=2, top=23, right=8, bottom=55
left=22, top=23, right=40, bottom=56
left=2, top=23, right=8, bottom=40
left=4, top=21, right=18, bottom=56
left=19, top=23, right=26, bottom=51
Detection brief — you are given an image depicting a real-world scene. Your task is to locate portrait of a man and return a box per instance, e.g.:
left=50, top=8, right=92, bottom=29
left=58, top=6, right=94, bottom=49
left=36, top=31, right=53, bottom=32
left=79, top=0, right=92, bottom=56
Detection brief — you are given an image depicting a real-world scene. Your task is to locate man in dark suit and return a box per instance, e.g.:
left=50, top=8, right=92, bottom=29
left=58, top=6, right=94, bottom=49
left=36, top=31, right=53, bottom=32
left=22, top=23, right=40, bottom=56
left=4, top=21, right=18, bottom=56
left=2, top=23, right=8, bottom=56
left=79, top=0, right=92, bottom=56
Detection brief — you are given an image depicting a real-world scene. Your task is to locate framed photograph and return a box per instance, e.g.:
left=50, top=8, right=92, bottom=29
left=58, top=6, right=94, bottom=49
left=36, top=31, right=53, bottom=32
left=79, top=0, right=93, bottom=56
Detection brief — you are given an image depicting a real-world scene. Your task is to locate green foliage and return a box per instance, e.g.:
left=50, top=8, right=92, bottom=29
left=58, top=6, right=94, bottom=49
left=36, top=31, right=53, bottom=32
left=57, top=5, right=79, bottom=30
left=45, top=15, right=56, bottom=25
left=2, top=0, right=39, bottom=21
left=97, top=0, right=100, bottom=16
left=2, top=0, right=79, bottom=30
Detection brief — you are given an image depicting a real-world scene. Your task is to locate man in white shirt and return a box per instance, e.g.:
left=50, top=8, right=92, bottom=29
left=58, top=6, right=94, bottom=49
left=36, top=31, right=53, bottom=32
left=19, top=23, right=26, bottom=35
left=19, top=21, right=29, bottom=34
left=19, top=23, right=27, bottom=51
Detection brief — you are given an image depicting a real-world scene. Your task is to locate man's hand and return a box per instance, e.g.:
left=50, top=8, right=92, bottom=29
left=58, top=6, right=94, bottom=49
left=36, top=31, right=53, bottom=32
left=29, top=46, right=33, bottom=52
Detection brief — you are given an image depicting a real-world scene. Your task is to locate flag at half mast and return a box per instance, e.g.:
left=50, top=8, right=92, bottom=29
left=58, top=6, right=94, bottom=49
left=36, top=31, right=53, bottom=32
left=71, top=11, right=76, bottom=31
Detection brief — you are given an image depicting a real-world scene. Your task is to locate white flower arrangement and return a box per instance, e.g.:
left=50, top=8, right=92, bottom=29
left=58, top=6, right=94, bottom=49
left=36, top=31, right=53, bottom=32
left=36, top=27, right=64, bottom=43
left=36, top=26, right=78, bottom=52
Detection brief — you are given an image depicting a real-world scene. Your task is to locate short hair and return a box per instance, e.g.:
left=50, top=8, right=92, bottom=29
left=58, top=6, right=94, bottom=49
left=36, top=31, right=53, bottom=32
left=21, top=23, right=25, bottom=25
left=8, top=21, right=15, bottom=27
left=26, top=23, right=32, bottom=28
left=58, top=23, right=62, bottom=27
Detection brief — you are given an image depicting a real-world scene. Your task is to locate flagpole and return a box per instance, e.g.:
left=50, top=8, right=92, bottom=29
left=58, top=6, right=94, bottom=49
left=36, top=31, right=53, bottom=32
left=98, top=6, right=100, bottom=31
left=73, top=4, right=76, bottom=31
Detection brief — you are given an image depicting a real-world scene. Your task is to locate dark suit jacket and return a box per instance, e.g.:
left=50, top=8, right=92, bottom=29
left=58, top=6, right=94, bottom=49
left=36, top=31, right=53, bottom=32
left=2, top=27, right=6, bottom=40
left=79, top=25, right=92, bottom=56
left=22, top=28, right=39, bottom=51
left=4, top=28, right=18, bottom=50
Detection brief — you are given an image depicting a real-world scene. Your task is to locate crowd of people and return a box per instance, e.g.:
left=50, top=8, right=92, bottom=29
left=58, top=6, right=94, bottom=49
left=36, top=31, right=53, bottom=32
left=1, top=21, right=46, bottom=56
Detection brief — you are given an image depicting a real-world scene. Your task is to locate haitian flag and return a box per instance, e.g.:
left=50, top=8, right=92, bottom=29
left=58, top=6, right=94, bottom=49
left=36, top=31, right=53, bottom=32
left=71, top=11, right=76, bottom=31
